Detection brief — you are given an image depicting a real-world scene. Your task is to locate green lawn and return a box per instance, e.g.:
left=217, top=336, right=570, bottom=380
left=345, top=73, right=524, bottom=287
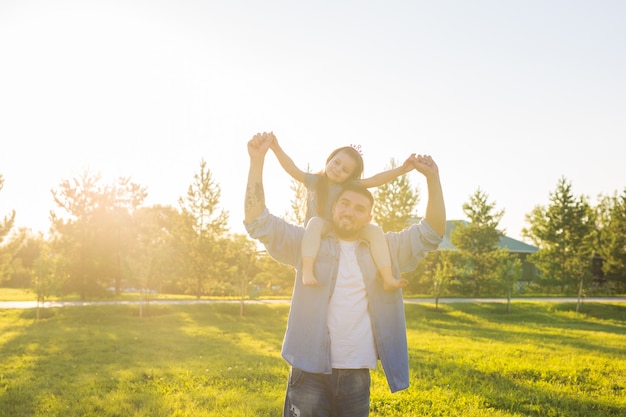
left=1, top=301, right=625, bottom=416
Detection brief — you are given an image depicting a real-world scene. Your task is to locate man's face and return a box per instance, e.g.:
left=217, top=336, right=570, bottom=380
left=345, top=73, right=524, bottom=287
left=331, top=190, right=373, bottom=239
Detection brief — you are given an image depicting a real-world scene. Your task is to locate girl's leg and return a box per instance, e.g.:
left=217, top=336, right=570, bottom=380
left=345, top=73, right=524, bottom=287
left=301, top=217, right=331, bottom=286
left=362, top=224, right=408, bottom=290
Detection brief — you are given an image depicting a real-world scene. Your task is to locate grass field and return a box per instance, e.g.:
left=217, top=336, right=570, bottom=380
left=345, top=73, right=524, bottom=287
left=1, top=301, right=625, bottom=416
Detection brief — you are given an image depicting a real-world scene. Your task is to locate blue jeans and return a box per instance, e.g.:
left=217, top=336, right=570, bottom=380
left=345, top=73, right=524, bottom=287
left=283, top=367, right=371, bottom=417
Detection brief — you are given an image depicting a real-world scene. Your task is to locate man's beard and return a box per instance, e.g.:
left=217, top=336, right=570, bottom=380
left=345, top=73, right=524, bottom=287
left=334, top=222, right=361, bottom=239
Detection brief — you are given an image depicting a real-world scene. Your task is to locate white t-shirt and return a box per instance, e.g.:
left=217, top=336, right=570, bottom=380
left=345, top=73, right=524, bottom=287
left=327, top=240, right=378, bottom=369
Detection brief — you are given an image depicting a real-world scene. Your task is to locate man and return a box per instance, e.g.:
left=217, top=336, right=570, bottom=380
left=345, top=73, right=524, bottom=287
left=244, top=132, right=446, bottom=417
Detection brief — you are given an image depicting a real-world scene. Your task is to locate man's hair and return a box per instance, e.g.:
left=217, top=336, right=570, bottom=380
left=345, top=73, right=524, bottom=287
left=337, top=182, right=374, bottom=209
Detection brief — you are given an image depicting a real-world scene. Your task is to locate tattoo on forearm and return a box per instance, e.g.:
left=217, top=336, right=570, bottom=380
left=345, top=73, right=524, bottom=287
left=245, top=182, right=264, bottom=212
left=254, top=183, right=264, bottom=203
left=245, top=187, right=254, bottom=211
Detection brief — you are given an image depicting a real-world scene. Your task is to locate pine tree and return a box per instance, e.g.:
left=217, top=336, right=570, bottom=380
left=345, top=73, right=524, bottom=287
left=286, top=178, right=307, bottom=226
left=178, top=159, right=229, bottom=298
left=0, top=174, right=17, bottom=284
left=596, top=189, right=626, bottom=290
left=372, top=158, right=420, bottom=232
left=450, top=188, right=508, bottom=297
left=523, top=177, right=596, bottom=302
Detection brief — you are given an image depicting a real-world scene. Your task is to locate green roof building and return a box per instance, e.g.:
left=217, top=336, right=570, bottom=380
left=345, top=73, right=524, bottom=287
left=439, top=220, right=538, bottom=254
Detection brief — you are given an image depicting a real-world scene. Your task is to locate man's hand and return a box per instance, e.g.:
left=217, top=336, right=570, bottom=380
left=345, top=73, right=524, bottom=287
left=247, top=132, right=274, bottom=159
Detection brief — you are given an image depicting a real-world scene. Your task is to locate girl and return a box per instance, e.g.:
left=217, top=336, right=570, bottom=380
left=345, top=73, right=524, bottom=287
left=268, top=134, right=416, bottom=290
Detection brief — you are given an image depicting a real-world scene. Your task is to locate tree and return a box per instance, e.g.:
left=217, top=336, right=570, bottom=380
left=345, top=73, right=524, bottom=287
left=221, top=234, right=261, bottom=316
left=0, top=174, right=17, bottom=284
left=123, top=205, right=180, bottom=316
left=523, top=177, right=597, bottom=310
left=373, top=159, right=420, bottom=232
left=255, top=252, right=295, bottom=296
left=90, top=177, right=147, bottom=295
left=432, top=251, right=457, bottom=311
left=284, top=164, right=311, bottom=225
left=178, top=159, right=229, bottom=298
left=5, top=230, right=49, bottom=291
left=50, top=170, right=147, bottom=299
left=286, top=178, right=308, bottom=225
left=450, top=189, right=508, bottom=297
left=50, top=170, right=103, bottom=298
left=32, top=241, right=63, bottom=320
left=5, top=229, right=37, bottom=287
left=497, top=256, right=523, bottom=313
left=596, top=189, right=626, bottom=291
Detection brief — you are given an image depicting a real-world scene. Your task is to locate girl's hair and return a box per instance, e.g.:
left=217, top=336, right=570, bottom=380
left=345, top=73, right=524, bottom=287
left=316, top=146, right=365, bottom=217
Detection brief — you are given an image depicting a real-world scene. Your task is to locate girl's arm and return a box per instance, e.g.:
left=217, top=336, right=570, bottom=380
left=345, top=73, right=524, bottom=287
left=359, top=153, right=416, bottom=188
left=269, top=137, right=307, bottom=183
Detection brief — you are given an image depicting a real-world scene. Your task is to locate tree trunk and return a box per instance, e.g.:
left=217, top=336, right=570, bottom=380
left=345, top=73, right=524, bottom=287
left=576, top=275, right=584, bottom=313
left=139, top=290, right=143, bottom=318
left=506, top=285, right=511, bottom=314
left=240, top=279, right=246, bottom=317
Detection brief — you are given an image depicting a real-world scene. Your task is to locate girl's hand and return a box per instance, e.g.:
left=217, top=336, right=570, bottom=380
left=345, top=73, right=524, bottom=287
left=266, top=132, right=279, bottom=150
left=402, top=153, right=417, bottom=173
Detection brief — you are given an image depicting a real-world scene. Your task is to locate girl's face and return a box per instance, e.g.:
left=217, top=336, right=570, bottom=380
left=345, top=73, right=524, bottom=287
left=325, top=150, right=358, bottom=184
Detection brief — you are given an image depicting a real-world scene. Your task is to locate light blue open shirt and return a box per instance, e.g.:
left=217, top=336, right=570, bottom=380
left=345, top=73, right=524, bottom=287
left=245, top=208, right=443, bottom=393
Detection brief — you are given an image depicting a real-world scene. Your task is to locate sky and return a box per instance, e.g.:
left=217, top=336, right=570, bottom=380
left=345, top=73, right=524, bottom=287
left=1, top=0, right=625, bottom=242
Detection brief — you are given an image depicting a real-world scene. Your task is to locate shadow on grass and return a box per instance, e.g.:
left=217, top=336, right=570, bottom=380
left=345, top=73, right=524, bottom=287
left=406, top=302, right=626, bottom=355
left=404, top=354, right=626, bottom=416
left=402, top=302, right=626, bottom=416
left=0, top=303, right=289, bottom=417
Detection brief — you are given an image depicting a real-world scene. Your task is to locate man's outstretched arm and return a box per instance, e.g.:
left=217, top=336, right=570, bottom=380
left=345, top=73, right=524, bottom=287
left=244, top=132, right=273, bottom=224
left=414, top=155, right=446, bottom=237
